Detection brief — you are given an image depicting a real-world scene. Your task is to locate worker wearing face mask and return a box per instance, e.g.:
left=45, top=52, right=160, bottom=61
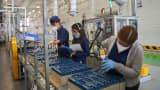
left=101, top=26, right=143, bottom=90
left=50, top=16, right=69, bottom=57
left=71, top=23, right=90, bottom=64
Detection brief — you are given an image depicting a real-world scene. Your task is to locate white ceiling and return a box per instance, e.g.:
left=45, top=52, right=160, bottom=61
left=3, top=0, right=88, bottom=22
left=12, top=0, right=70, bottom=17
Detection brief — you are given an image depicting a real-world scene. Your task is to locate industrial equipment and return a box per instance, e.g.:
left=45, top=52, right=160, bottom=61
left=83, top=15, right=139, bottom=57
left=114, top=0, right=128, bottom=6
left=83, top=15, right=139, bottom=70
left=84, top=16, right=139, bottom=42
left=1, top=0, right=143, bottom=90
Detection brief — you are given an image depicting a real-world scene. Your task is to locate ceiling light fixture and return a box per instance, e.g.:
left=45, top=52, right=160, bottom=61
left=28, top=12, right=31, bottom=15
left=38, top=11, right=41, bottom=14
left=36, top=6, right=40, bottom=8
left=32, top=10, right=35, bottom=13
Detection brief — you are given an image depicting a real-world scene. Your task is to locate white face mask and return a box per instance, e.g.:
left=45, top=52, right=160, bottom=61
left=73, top=32, right=80, bottom=39
left=52, top=26, right=58, bottom=31
left=116, top=41, right=129, bottom=53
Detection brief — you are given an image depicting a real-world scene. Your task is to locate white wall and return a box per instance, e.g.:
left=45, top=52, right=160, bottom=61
left=59, top=0, right=160, bottom=46
left=57, top=0, right=121, bottom=40
left=28, top=0, right=160, bottom=46
left=136, top=0, right=160, bottom=46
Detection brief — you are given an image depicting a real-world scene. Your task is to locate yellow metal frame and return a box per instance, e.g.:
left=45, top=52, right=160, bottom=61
left=11, top=37, right=19, bottom=79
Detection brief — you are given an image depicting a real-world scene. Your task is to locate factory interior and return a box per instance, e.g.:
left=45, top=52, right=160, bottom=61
left=0, top=0, right=160, bottom=90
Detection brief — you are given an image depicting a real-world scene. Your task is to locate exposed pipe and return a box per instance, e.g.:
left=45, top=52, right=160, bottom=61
left=114, top=0, right=128, bottom=15
left=131, top=0, right=136, bottom=16
left=11, top=0, right=14, bottom=12
left=92, top=0, right=94, bottom=8
left=8, top=12, right=11, bottom=42
left=0, top=10, right=12, bottom=42
left=114, top=0, right=136, bottom=16
left=0, top=10, right=9, bottom=12
left=53, top=0, right=58, bottom=16
left=109, top=0, right=113, bottom=16
left=11, top=0, right=15, bottom=36
left=24, top=8, right=27, bottom=33
left=4, top=7, right=27, bottom=33
left=4, top=7, right=26, bottom=9
left=69, top=0, right=77, bottom=16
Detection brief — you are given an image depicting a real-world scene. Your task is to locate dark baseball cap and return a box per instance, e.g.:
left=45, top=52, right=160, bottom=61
left=50, top=16, right=60, bottom=24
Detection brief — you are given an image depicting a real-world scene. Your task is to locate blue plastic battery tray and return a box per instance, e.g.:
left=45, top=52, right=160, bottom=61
left=69, top=69, right=124, bottom=90
left=51, top=61, right=92, bottom=76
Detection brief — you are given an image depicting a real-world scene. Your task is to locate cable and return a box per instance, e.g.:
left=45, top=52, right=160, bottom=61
left=89, top=27, right=103, bottom=50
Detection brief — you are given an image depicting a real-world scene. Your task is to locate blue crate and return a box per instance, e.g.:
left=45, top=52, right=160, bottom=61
left=51, top=61, right=92, bottom=76
left=69, top=69, right=125, bottom=90
left=26, top=49, right=34, bottom=56
left=26, top=48, right=76, bottom=68
left=23, top=33, right=40, bottom=41
left=49, top=58, right=73, bottom=66
left=37, top=57, right=73, bottom=66
left=26, top=47, right=57, bottom=56
left=26, top=47, right=35, bottom=56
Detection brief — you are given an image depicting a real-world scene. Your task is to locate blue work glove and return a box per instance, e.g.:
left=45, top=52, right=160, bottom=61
left=65, top=46, right=74, bottom=53
left=101, top=58, right=115, bottom=72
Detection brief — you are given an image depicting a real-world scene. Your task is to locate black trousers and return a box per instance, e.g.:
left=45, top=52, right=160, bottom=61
left=126, top=83, right=140, bottom=90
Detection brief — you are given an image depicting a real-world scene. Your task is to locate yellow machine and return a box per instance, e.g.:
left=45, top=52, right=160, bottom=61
left=140, top=64, right=149, bottom=77
left=11, top=37, right=19, bottom=79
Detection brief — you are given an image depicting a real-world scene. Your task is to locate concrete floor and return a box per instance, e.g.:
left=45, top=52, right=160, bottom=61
left=140, top=65, right=160, bottom=90
left=0, top=43, right=24, bottom=90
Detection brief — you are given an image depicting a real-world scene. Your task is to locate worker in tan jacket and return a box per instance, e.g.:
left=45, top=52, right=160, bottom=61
left=101, top=26, right=143, bottom=90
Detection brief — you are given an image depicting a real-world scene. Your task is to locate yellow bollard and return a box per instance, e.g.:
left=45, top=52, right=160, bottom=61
left=11, top=37, right=19, bottom=80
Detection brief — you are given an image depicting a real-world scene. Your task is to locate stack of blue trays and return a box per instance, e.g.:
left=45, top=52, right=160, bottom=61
left=26, top=48, right=73, bottom=67
left=36, top=56, right=73, bottom=66
left=26, top=49, right=34, bottom=56
left=69, top=69, right=124, bottom=90
left=51, top=61, right=92, bottom=76
left=36, top=50, right=44, bottom=56
left=49, top=57, right=73, bottom=66
left=36, top=50, right=44, bottom=62
left=34, top=49, right=57, bottom=63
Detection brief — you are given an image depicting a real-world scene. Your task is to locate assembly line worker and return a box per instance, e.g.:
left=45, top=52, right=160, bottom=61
left=71, top=23, right=90, bottom=64
left=50, top=16, right=70, bottom=57
left=101, top=25, right=143, bottom=90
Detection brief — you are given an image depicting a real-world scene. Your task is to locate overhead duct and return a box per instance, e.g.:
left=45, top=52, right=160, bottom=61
left=131, top=0, right=136, bottom=16
left=69, top=0, right=77, bottom=16
left=0, top=0, right=3, bottom=23
left=137, top=0, right=143, bottom=8
left=108, top=0, right=128, bottom=15
left=0, top=12, right=2, bottom=23
left=113, top=0, right=137, bottom=16
left=114, top=0, right=128, bottom=6
left=53, top=0, right=58, bottom=16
